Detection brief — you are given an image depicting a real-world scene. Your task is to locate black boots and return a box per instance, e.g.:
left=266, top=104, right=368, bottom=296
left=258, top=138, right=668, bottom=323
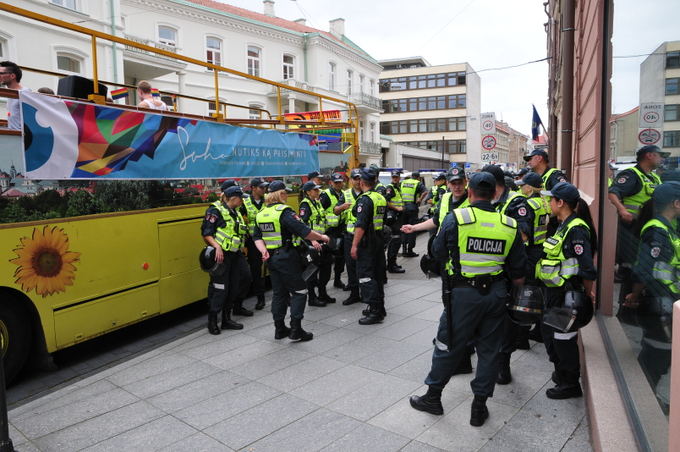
left=496, top=353, right=512, bottom=385
left=470, top=395, right=489, bottom=427
left=333, top=275, right=347, bottom=290
left=318, top=286, right=336, bottom=304
left=274, top=320, right=291, bottom=340
left=208, top=312, right=220, bottom=335
left=308, top=288, right=327, bottom=307
left=233, top=299, right=254, bottom=317
left=387, top=260, right=405, bottom=273
left=403, top=250, right=419, bottom=257
left=342, top=290, right=361, bottom=305
left=289, top=318, right=313, bottom=341
left=221, top=310, right=244, bottom=330
left=359, top=305, right=384, bottom=325
left=546, top=371, right=582, bottom=399
left=255, top=295, right=266, bottom=310
left=409, top=386, right=443, bottom=415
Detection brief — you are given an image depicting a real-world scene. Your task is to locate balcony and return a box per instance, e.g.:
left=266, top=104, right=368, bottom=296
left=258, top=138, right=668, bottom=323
left=122, top=34, right=186, bottom=80
left=360, top=141, right=382, bottom=156
left=351, top=92, right=383, bottom=112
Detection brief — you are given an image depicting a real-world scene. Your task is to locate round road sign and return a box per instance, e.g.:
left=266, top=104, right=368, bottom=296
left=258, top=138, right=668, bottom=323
left=638, top=128, right=661, bottom=145
left=482, top=135, right=497, bottom=151
left=642, top=112, right=660, bottom=125
left=482, top=120, right=494, bottom=131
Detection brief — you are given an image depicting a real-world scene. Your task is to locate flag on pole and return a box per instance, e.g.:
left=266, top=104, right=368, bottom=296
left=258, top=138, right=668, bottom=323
left=151, top=88, right=161, bottom=97
left=110, top=87, right=128, bottom=100
left=531, top=105, right=544, bottom=141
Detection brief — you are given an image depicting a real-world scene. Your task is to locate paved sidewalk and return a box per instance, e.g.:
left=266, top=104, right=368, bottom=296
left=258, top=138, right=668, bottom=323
left=8, top=240, right=592, bottom=452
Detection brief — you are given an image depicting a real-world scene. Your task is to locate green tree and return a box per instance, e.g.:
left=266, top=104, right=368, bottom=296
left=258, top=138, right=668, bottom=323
left=65, top=190, right=100, bottom=217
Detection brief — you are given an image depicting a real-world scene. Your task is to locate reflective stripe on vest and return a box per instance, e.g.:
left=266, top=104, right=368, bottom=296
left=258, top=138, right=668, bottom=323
left=243, top=196, right=265, bottom=235
left=300, top=198, right=327, bottom=234
left=255, top=204, right=290, bottom=249
left=527, top=197, right=549, bottom=244
left=622, top=167, right=661, bottom=216
left=437, top=193, right=470, bottom=232
left=541, top=168, right=558, bottom=215
left=356, top=190, right=387, bottom=231
left=323, top=188, right=341, bottom=228
left=499, top=191, right=527, bottom=216
left=401, top=178, right=419, bottom=203
left=536, top=217, right=590, bottom=287
left=640, top=218, right=680, bottom=295
left=212, top=201, right=247, bottom=252
left=344, top=188, right=359, bottom=233
left=448, top=207, right=517, bottom=277
left=388, top=184, right=404, bottom=208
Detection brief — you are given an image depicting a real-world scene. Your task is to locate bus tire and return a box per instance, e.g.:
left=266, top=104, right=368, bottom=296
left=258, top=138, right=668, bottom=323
left=0, top=300, right=32, bottom=385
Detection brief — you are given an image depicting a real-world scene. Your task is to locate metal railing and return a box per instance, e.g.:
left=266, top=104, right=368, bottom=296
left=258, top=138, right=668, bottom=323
left=352, top=92, right=382, bottom=111
left=123, top=33, right=180, bottom=61
left=360, top=141, right=382, bottom=155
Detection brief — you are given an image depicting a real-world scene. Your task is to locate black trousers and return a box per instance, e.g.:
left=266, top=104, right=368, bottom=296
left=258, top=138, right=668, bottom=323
left=386, top=219, right=403, bottom=264
left=246, top=238, right=265, bottom=297
left=208, top=251, right=251, bottom=313
left=425, top=280, right=508, bottom=397
left=327, top=228, right=345, bottom=280
left=268, top=248, right=307, bottom=322
left=541, top=322, right=580, bottom=385
left=402, top=205, right=419, bottom=251
left=344, top=232, right=358, bottom=291
left=356, top=234, right=385, bottom=305
left=307, top=247, right=333, bottom=292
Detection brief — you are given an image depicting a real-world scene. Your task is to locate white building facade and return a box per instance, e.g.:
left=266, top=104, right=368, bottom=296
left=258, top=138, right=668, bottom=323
left=0, top=0, right=384, bottom=167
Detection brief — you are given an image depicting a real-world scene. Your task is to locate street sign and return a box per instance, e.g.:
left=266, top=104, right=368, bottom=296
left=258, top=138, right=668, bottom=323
left=481, top=135, right=497, bottom=151
left=639, top=103, right=664, bottom=128
left=638, top=128, right=662, bottom=146
left=481, top=112, right=496, bottom=135
left=481, top=152, right=499, bottom=162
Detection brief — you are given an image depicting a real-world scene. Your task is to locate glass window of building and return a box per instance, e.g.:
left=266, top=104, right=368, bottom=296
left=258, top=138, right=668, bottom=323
left=359, top=74, right=365, bottom=94
left=664, top=104, right=679, bottom=122
left=369, top=122, right=376, bottom=141
left=56, top=54, right=81, bottom=74
left=158, top=25, right=177, bottom=47
left=248, top=103, right=263, bottom=120
left=0, top=39, right=5, bottom=59
left=51, top=0, right=77, bottom=10
left=369, top=79, right=375, bottom=95
left=283, top=54, right=294, bottom=80
left=347, top=70, right=353, bottom=95
left=665, top=77, right=679, bottom=95
left=667, top=50, right=680, bottom=69
left=247, top=46, right=261, bottom=77
left=328, top=62, right=336, bottom=90
left=205, top=37, right=222, bottom=68
left=663, top=130, right=680, bottom=147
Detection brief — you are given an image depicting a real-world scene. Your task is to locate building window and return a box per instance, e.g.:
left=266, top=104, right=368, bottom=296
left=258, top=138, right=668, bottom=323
left=51, top=0, right=78, bottom=10
left=248, top=103, right=264, bottom=120
left=206, top=36, right=222, bottom=68
left=381, top=117, right=467, bottom=135
left=667, top=51, right=680, bottom=69
left=359, top=74, right=365, bottom=94
left=0, top=39, right=5, bottom=59
left=247, top=46, right=261, bottom=77
left=665, top=104, right=680, bottom=122
left=664, top=130, right=680, bottom=148
left=379, top=71, right=466, bottom=92
left=382, top=94, right=466, bottom=113
left=369, top=122, right=376, bottom=141
left=57, top=54, right=82, bottom=74
left=282, top=54, right=294, bottom=80
left=400, top=140, right=466, bottom=154
left=347, top=70, right=353, bottom=96
left=328, top=62, right=336, bottom=90
left=158, top=25, right=177, bottom=47
left=359, top=121, right=365, bottom=141
left=665, top=78, right=680, bottom=96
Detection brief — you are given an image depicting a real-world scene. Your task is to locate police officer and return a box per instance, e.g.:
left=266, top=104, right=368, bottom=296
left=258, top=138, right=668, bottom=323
left=384, top=170, right=405, bottom=273
left=409, top=172, right=526, bottom=426
left=625, top=182, right=680, bottom=395
left=350, top=168, right=388, bottom=324
left=299, top=180, right=335, bottom=306
left=242, top=178, right=269, bottom=310
left=426, top=173, right=447, bottom=216
left=253, top=181, right=330, bottom=341
left=608, top=145, right=667, bottom=323
left=401, top=171, right=427, bottom=257
left=201, top=185, right=252, bottom=334
left=524, top=149, right=568, bottom=190
left=537, top=182, right=597, bottom=399
left=320, top=172, right=347, bottom=289
left=338, top=169, right=364, bottom=305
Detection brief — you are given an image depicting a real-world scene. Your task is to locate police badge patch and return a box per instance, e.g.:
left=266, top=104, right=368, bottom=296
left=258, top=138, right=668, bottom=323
left=574, top=244, right=584, bottom=255
left=617, top=177, right=627, bottom=184
left=518, top=207, right=527, bottom=216
left=357, top=205, right=363, bottom=213
left=650, top=247, right=661, bottom=258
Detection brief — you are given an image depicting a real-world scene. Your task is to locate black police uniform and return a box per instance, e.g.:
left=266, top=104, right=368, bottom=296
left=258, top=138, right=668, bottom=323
left=426, top=184, right=447, bottom=216
left=540, top=167, right=568, bottom=191
left=541, top=214, right=596, bottom=395
left=252, top=205, right=312, bottom=330
left=338, top=188, right=362, bottom=301
left=299, top=196, right=334, bottom=305
left=240, top=196, right=267, bottom=309
left=384, top=183, right=405, bottom=270
left=201, top=203, right=252, bottom=328
left=402, top=179, right=427, bottom=255
left=353, top=188, right=387, bottom=322
left=426, top=200, right=526, bottom=405
left=320, top=187, right=346, bottom=287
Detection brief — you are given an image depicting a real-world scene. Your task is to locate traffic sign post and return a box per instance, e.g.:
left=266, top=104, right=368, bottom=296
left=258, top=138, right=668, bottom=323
left=482, top=135, right=497, bottom=151
left=638, top=128, right=662, bottom=146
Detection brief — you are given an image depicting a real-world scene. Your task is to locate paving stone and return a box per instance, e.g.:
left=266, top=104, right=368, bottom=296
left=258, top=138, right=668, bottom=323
left=371, top=317, right=435, bottom=341
left=174, top=381, right=281, bottom=430
left=82, top=415, right=197, bottom=451
left=289, top=365, right=385, bottom=406
left=320, top=423, right=410, bottom=451
left=11, top=440, right=41, bottom=452
left=160, top=432, right=233, bottom=452
left=244, top=408, right=361, bottom=452
left=320, top=337, right=381, bottom=363
left=290, top=327, right=366, bottom=354
left=204, top=394, right=319, bottom=450
left=107, top=352, right=198, bottom=386
left=388, top=300, right=435, bottom=317
left=400, top=326, right=437, bottom=347
left=414, top=304, right=445, bottom=322
left=32, top=400, right=163, bottom=451
left=354, top=340, right=430, bottom=373
left=148, top=370, right=249, bottom=413
left=202, top=339, right=286, bottom=370
left=258, top=356, right=346, bottom=392
left=561, top=416, right=592, bottom=452
left=177, top=334, right=258, bottom=360
left=230, top=347, right=314, bottom=380
left=122, top=360, right=221, bottom=399
left=399, top=440, right=448, bottom=452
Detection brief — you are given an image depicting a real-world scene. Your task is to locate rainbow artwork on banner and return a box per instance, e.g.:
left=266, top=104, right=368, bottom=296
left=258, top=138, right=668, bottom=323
left=20, top=91, right=319, bottom=179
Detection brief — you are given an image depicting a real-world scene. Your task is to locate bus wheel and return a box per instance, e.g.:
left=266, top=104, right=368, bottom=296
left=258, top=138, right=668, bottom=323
left=0, top=301, right=32, bottom=385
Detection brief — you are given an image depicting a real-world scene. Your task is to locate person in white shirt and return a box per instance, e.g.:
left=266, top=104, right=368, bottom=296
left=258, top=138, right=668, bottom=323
left=0, top=61, right=30, bottom=130
left=136, top=80, right=167, bottom=111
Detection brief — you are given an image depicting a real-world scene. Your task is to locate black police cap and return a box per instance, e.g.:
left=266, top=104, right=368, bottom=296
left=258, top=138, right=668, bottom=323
left=220, top=180, right=238, bottom=192
left=390, top=170, right=401, bottom=177
left=636, top=145, right=670, bottom=160
left=331, top=172, right=344, bottom=182
left=481, top=164, right=505, bottom=185
left=468, top=172, right=496, bottom=191
left=523, top=149, right=549, bottom=162
left=268, top=180, right=291, bottom=192
left=541, top=181, right=580, bottom=203
left=446, top=166, right=466, bottom=181
left=435, top=172, right=446, bottom=181
left=250, top=178, right=268, bottom=188
left=302, top=181, right=322, bottom=192
left=652, top=181, right=680, bottom=206
left=359, top=167, right=377, bottom=182
left=350, top=168, right=361, bottom=179
left=225, top=186, right=244, bottom=198
left=516, top=171, right=543, bottom=188
left=307, top=171, right=321, bottom=179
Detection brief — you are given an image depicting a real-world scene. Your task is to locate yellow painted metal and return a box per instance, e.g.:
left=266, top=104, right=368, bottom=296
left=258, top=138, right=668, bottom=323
left=277, top=87, right=283, bottom=124
left=212, top=69, right=223, bottom=120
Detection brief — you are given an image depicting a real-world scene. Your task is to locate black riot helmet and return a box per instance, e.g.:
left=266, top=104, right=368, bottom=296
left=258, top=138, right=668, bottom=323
left=508, top=285, right=544, bottom=326
left=420, top=234, right=441, bottom=278
left=543, top=290, right=593, bottom=333
left=638, top=296, right=674, bottom=343
left=198, top=246, right=225, bottom=276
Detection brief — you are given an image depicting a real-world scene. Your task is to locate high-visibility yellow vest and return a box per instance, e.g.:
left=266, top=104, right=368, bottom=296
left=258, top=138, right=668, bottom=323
left=541, top=168, right=558, bottom=215
left=344, top=188, right=360, bottom=233
left=622, top=167, right=661, bottom=217
left=527, top=196, right=549, bottom=245
left=498, top=191, right=527, bottom=216
left=536, top=217, right=589, bottom=287
left=438, top=192, right=470, bottom=230
left=640, top=218, right=680, bottom=295
left=388, top=184, right=404, bottom=209
left=401, top=178, right=419, bottom=203
left=322, top=188, right=341, bottom=228
left=300, top=198, right=327, bottom=234
left=255, top=204, right=290, bottom=250
left=355, top=190, right=387, bottom=231
left=242, top=196, right=265, bottom=235
left=212, top=201, right=247, bottom=252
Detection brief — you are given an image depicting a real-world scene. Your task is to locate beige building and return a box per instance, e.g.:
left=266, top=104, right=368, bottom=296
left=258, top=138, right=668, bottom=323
left=378, top=57, right=481, bottom=170
left=609, top=106, right=639, bottom=161
left=639, top=41, right=680, bottom=160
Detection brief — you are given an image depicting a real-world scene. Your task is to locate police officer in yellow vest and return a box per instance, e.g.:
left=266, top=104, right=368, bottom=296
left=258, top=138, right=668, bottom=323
left=201, top=184, right=252, bottom=335
left=253, top=181, right=330, bottom=342
left=241, top=178, right=269, bottom=311
left=426, top=173, right=447, bottom=216
left=524, top=149, right=568, bottom=191
left=337, top=169, right=364, bottom=305
left=409, top=172, right=526, bottom=426
left=320, top=173, right=348, bottom=290
left=625, top=182, right=680, bottom=397
left=401, top=171, right=427, bottom=257
left=299, top=181, right=335, bottom=306
left=538, top=182, right=597, bottom=399
left=350, top=168, right=388, bottom=324
left=384, top=170, right=406, bottom=273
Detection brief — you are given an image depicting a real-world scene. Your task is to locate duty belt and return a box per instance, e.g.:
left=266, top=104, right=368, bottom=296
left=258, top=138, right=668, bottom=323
left=452, top=274, right=505, bottom=292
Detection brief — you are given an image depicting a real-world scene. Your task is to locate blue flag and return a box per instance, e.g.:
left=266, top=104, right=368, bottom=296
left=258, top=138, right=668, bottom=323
left=531, top=105, right=543, bottom=141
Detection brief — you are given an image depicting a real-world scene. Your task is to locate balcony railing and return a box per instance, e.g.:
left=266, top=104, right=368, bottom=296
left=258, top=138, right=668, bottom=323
left=360, top=141, right=382, bottom=155
left=352, top=92, right=382, bottom=111
left=123, top=34, right=180, bottom=61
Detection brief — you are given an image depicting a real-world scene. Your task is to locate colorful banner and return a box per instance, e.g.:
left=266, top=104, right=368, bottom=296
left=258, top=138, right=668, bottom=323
left=20, top=91, right=319, bottom=180
left=284, top=110, right=343, bottom=144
